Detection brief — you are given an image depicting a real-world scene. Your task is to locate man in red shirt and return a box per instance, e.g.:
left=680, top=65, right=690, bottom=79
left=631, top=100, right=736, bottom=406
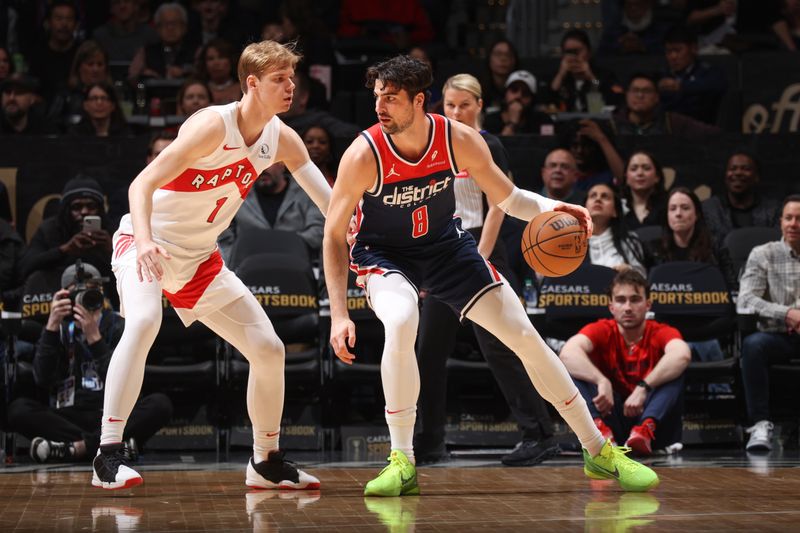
left=560, top=269, right=691, bottom=455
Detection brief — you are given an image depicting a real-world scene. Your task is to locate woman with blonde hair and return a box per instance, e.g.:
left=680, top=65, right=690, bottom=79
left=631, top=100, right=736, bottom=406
left=415, top=73, right=558, bottom=466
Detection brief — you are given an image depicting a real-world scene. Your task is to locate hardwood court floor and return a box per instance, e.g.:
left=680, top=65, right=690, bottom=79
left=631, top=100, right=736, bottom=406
left=1, top=457, right=799, bottom=532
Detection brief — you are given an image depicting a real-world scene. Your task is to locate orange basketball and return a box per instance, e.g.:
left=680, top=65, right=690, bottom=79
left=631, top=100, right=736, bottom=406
left=521, top=211, right=587, bottom=277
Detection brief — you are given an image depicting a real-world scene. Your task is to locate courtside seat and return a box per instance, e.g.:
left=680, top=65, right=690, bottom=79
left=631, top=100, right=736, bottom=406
left=226, top=229, right=312, bottom=271
left=540, top=263, right=617, bottom=341
left=722, top=227, right=781, bottom=279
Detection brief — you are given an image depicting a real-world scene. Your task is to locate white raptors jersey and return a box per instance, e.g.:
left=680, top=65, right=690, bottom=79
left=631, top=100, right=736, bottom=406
left=118, top=102, right=280, bottom=254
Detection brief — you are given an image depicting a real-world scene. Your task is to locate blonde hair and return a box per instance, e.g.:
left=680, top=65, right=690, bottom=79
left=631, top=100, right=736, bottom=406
left=442, top=73, right=482, bottom=101
left=238, top=40, right=302, bottom=94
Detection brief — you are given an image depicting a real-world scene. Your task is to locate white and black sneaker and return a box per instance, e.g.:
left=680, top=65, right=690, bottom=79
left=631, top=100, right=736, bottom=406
left=30, top=438, right=75, bottom=463
left=245, top=450, right=320, bottom=490
left=745, top=420, right=774, bottom=452
left=92, top=443, right=143, bottom=490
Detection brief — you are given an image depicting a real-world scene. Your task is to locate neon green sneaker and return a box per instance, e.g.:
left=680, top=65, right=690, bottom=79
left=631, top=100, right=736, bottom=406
left=583, top=439, right=659, bottom=492
left=364, top=450, right=420, bottom=497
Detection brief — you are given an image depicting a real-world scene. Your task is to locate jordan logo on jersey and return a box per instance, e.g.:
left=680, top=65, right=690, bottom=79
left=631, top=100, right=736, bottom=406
left=386, top=164, right=400, bottom=179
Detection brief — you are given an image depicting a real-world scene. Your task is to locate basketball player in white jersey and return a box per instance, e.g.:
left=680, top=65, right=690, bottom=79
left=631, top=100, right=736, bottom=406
left=92, top=41, right=330, bottom=490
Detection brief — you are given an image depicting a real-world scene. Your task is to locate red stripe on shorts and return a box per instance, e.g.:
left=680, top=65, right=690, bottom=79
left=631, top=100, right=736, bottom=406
left=114, top=234, right=135, bottom=259
left=162, top=250, right=223, bottom=309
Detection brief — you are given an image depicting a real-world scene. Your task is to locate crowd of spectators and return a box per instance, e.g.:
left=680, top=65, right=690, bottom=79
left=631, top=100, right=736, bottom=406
left=0, top=0, right=798, bottom=459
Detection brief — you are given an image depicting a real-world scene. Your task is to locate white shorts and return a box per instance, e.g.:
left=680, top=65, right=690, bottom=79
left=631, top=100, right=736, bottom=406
left=111, top=231, right=249, bottom=326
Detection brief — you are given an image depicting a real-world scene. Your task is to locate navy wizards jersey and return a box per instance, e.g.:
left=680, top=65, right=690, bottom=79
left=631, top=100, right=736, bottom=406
left=355, top=114, right=459, bottom=248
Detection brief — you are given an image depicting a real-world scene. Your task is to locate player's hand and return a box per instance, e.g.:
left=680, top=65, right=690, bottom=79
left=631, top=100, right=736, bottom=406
left=73, top=303, right=102, bottom=344
left=623, top=386, right=647, bottom=418
left=593, top=379, right=614, bottom=416
left=330, top=317, right=356, bottom=364
left=46, top=290, right=72, bottom=331
left=135, top=238, right=171, bottom=282
left=554, top=202, right=593, bottom=238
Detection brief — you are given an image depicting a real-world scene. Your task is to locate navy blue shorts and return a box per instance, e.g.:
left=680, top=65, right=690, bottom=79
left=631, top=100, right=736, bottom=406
left=350, top=221, right=503, bottom=320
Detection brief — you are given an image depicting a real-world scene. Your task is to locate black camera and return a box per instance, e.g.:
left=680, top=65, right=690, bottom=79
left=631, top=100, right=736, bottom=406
left=67, top=260, right=104, bottom=312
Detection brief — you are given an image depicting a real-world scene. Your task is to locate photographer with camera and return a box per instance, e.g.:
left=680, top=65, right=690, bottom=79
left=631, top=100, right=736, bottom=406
left=6, top=262, right=172, bottom=463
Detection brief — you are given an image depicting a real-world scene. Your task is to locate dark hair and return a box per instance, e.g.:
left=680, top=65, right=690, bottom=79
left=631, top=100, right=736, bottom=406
left=365, top=55, right=433, bottom=105
left=486, top=38, right=519, bottom=70
left=147, top=130, right=177, bottom=156
left=561, top=29, right=592, bottom=53
left=68, top=40, right=111, bottom=89
left=301, top=123, right=337, bottom=172
left=608, top=268, right=649, bottom=298
left=664, top=25, right=698, bottom=45
left=586, top=183, right=645, bottom=266
left=195, top=38, right=238, bottom=83
left=626, top=71, right=659, bottom=90
left=660, top=186, right=715, bottom=263
left=726, top=150, right=761, bottom=176
left=82, top=81, right=127, bottom=131
left=783, top=194, right=800, bottom=210
left=176, top=78, right=211, bottom=115
left=620, top=150, right=667, bottom=215
left=49, top=0, right=77, bottom=18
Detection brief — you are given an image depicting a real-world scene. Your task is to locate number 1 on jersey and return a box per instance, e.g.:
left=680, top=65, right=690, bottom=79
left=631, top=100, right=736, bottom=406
left=207, top=196, right=228, bottom=223
left=411, top=205, right=429, bottom=238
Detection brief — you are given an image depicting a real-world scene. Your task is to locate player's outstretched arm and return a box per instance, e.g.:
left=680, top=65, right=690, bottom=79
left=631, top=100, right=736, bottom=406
left=276, top=122, right=331, bottom=216
left=129, top=110, right=225, bottom=282
left=322, top=137, right=375, bottom=364
left=450, top=121, right=592, bottom=236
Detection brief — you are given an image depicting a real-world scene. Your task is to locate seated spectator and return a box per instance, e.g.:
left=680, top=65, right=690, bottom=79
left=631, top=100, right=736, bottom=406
left=20, top=176, right=114, bottom=285
left=175, top=78, right=212, bottom=117
left=108, top=131, right=176, bottom=229
left=483, top=70, right=554, bottom=136
left=649, top=187, right=737, bottom=363
left=189, top=0, right=253, bottom=48
left=49, top=40, right=114, bottom=131
left=620, top=150, right=667, bottom=229
left=611, top=73, right=720, bottom=139
left=547, top=29, right=621, bottom=113
left=0, top=217, right=23, bottom=299
left=128, top=2, right=196, bottom=82
left=658, top=26, right=728, bottom=125
left=7, top=262, right=172, bottom=463
left=302, top=124, right=337, bottom=187
left=0, top=46, right=12, bottom=85
left=67, top=82, right=132, bottom=137
left=92, top=0, right=159, bottom=63
left=0, top=73, right=57, bottom=135
left=337, top=0, right=434, bottom=50
left=276, top=0, right=335, bottom=68
left=194, top=38, right=240, bottom=104
left=599, top=0, right=671, bottom=55
left=561, top=118, right=624, bottom=190
left=480, top=39, right=519, bottom=113
left=279, top=71, right=360, bottom=140
left=738, top=195, right=800, bottom=451
left=27, top=0, right=80, bottom=105
left=218, top=162, right=325, bottom=267
left=560, top=269, right=691, bottom=455
left=540, top=148, right=586, bottom=205
left=585, top=183, right=646, bottom=275
left=702, top=151, right=780, bottom=248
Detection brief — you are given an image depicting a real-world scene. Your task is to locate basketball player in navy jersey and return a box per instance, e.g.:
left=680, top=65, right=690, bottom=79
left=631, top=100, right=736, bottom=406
left=323, top=55, right=659, bottom=496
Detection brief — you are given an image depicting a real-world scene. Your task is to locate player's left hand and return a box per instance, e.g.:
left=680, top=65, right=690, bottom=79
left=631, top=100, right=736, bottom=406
left=554, top=203, right=593, bottom=238
left=623, top=386, right=647, bottom=418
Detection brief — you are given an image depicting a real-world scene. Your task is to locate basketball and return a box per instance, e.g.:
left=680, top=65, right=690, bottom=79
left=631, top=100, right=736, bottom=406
left=521, top=211, right=587, bottom=277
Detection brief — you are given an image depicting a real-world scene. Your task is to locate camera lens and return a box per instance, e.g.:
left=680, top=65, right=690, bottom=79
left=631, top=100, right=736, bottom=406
left=75, top=289, right=104, bottom=311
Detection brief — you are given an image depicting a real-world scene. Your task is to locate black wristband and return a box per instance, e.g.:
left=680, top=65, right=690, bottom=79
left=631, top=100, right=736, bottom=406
left=637, top=379, right=653, bottom=392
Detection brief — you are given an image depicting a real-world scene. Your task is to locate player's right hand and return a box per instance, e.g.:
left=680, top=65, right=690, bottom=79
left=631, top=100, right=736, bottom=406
left=136, top=239, right=171, bottom=282
left=330, top=318, right=356, bottom=364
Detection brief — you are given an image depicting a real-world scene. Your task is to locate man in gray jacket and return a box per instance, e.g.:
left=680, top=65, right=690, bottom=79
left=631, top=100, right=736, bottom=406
left=219, top=162, right=324, bottom=268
